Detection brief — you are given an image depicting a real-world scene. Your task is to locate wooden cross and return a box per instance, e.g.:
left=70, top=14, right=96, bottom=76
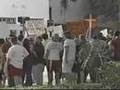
left=85, top=14, right=96, bottom=40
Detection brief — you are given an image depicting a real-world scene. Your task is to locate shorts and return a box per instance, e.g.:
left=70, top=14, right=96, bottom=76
left=8, top=64, right=23, bottom=77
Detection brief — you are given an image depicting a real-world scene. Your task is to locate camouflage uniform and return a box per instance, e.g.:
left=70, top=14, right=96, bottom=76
left=86, top=39, right=109, bottom=83
left=78, top=40, right=92, bottom=83
left=78, top=38, right=110, bottom=83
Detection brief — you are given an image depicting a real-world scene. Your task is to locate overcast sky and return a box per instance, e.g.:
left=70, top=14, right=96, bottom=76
left=0, top=0, right=49, bottom=18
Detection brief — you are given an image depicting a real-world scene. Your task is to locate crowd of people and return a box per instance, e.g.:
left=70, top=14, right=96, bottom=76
left=0, top=29, right=119, bottom=87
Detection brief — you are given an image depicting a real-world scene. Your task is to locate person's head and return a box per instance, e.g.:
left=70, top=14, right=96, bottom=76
left=93, top=32, right=103, bottom=40
left=59, top=37, right=63, bottom=42
left=114, top=31, right=120, bottom=37
left=52, top=34, right=59, bottom=42
left=18, top=35, right=24, bottom=42
left=80, top=35, right=87, bottom=44
left=42, top=33, right=48, bottom=40
left=108, top=29, right=113, bottom=34
left=11, top=36, right=17, bottom=45
left=74, top=38, right=80, bottom=46
left=0, top=39, right=5, bottom=46
left=63, top=31, right=72, bottom=39
left=23, top=38, right=30, bottom=45
left=97, top=33, right=103, bottom=39
left=36, top=36, right=42, bottom=44
left=80, top=35, right=86, bottom=41
left=20, top=31, right=23, bottom=35
left=93, top=32, right=99, bottom=40
left=29, top=37, right=34, bottom=44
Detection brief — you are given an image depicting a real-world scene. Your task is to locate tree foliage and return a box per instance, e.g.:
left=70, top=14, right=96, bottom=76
left=101, top=62, right=120, bottom=89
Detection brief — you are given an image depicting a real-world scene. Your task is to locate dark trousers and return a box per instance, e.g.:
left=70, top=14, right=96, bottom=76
left=23, top=73, right=32, bottom=86
left=7, top=65, right=15, bottom=87
left=83, top=68, right=98, bottom=83
left=77, top=72, right=81, bottom=84
left=23, top=55, right=33, bottom=86
left=47, top=60, right=62, bottom=85
left=8, top=76, right=14, bottom=87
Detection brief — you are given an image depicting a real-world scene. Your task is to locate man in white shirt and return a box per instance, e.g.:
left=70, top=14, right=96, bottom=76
left=62, top=31, right=76, bottom=80
left=44, top=34, right=62, bottom=86
left=6, top=36, right=29, bottom=87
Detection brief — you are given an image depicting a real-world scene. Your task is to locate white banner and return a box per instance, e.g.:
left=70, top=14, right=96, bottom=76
left=0, top=22, right=9, bottom=39
left=47, top=25, right=63, bottom=37
left=25, top=19, right=46, bottom=36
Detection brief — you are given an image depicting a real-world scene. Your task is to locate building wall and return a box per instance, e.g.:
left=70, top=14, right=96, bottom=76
left=50, top=0, right=90, bottom=24
left=50, top=0, right=120, bottom=28
left=89, top=0, right=119, bottom=27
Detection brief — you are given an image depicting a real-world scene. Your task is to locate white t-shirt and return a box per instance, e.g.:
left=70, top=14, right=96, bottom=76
left=62, top=39, right=76, bottom=73
left=45, top=41, right=62, bottom=61
left=63, top=39, right=76, bottom=61
left=7, top=44, right=29, bottom=69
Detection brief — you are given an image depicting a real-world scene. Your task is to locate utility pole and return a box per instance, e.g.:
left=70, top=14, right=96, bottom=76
left=48, top=0, right=54, bottom=37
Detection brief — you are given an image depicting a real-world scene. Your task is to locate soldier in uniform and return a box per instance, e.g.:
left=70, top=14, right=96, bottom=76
left=85, top=33, right=109, bottom=83
left=77, top=35, right=92, bottom=83
left=78, top=32, right=110, bottom=83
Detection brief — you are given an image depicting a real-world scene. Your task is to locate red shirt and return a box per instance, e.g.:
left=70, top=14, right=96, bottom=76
left=111, top=37, right=120, bottom=59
